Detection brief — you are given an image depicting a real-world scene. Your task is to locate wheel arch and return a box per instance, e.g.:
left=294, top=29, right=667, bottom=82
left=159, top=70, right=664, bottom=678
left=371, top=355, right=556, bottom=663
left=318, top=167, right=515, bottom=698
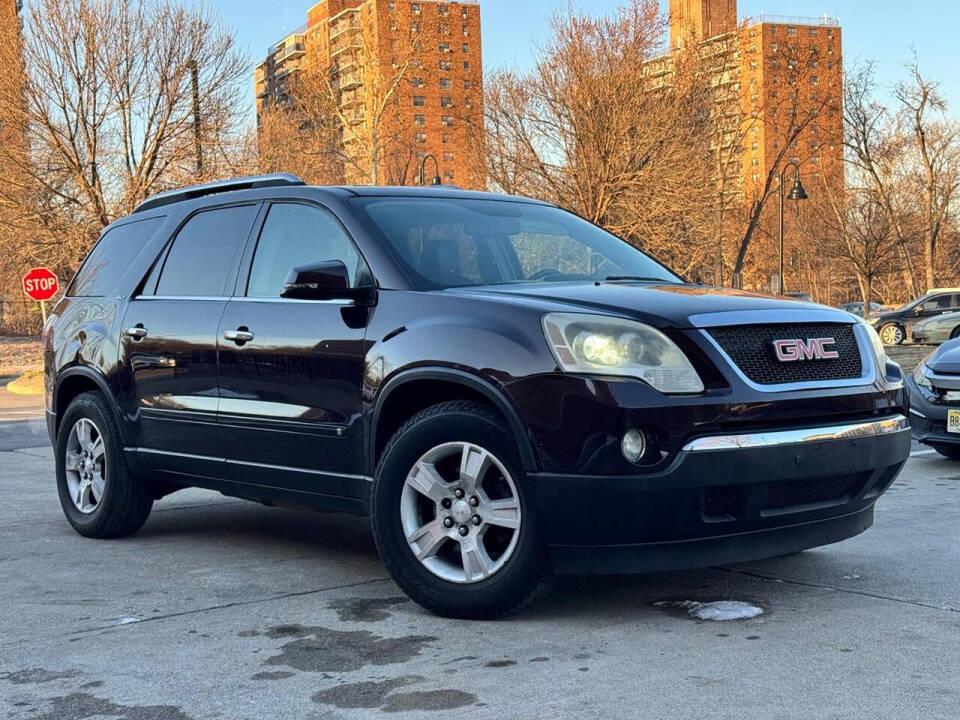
left=370, top=368, right=538, bottom=474
left=54, top=366, right=128, bottom=443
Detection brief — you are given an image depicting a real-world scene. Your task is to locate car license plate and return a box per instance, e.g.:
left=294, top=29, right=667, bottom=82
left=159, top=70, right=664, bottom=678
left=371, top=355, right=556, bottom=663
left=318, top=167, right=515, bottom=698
left=948, top=410, right=960, bottom=434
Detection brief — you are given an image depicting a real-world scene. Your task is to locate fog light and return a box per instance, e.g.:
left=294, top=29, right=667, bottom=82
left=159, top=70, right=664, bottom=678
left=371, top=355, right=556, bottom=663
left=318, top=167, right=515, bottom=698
left=621, top=428, right=647, bottom=463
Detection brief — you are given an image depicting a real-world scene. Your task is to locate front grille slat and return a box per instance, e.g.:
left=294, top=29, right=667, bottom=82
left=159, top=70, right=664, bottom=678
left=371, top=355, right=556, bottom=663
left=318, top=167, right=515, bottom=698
left=709, top=323, right=862, bottom=385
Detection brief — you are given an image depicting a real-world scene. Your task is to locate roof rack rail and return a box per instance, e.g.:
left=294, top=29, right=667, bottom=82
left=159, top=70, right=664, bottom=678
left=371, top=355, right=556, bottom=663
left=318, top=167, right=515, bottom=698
left=134, top=174, right=305, bottom=214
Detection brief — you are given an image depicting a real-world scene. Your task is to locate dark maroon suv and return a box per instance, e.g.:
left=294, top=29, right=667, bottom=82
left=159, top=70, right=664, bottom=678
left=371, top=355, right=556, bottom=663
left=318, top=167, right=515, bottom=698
left=45, top=175, right=911, bottom=618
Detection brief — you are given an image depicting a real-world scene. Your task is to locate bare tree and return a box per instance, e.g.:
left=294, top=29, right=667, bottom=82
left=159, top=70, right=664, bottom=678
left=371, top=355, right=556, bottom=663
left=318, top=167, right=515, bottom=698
left=476, top=0, right=718, bottom=275
left=0, top=0, right=249, bottom=281
left=896, top=61, right=960, bottom=291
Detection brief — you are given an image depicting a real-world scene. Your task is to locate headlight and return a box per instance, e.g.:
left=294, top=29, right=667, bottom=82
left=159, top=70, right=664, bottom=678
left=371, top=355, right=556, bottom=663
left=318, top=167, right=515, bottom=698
left=913, top=360, right=933, bottom=391
left=542, top=313, right=704, bottom=393
left=857, top=316, right=889, bottom=367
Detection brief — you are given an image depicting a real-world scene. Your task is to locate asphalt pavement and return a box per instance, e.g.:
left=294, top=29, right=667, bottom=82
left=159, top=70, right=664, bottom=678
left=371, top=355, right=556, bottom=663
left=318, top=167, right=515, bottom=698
left=0, top=407, right=957, bottom=719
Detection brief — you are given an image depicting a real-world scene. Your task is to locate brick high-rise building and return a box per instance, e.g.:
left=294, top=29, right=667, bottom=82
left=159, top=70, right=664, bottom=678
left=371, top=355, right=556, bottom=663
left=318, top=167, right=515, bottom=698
left=255, top=0, right=483, bottom=188
left=668, top=0, right=844, bottom=210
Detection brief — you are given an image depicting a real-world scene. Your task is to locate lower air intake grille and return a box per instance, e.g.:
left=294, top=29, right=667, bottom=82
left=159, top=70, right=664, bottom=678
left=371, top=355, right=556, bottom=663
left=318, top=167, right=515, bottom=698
left=762, top=473, right=868, bottom=514
left=708, top=323, right=862, bottom=385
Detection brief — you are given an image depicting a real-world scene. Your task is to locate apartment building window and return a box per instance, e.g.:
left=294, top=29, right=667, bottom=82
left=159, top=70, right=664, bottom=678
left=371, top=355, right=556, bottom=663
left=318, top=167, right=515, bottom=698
left=438, top=23, right=450, bottom=35
left=809, top=28, right=818, bottom=37
left=811, top=124, right=820, bottom=134
left=751, top=142, right=759, bottom=151
left=827, top=29, right=834, bottom=39
left=413, top=96, right=426, bottom=107
left=464, top=97, right=472, bottom=107
left=440, top=97, right=452, bottom=107
left=443, top=152, right=455, bottom=162
left=411, top=22, right=420, bottom=33
left=415, top=132, right=427, bottom=144
left=440, top=78, right=451, bottom=89
left=462, top=7, right=469, bottom=19
left=828, top=61, right=834, bottom=70
left=412, top=77, right=424, bottom=87
left=440, top=59, right=451, bottom=70
left=439, top=42, right=450, bottom=53
left=444, top=169, right=455, bottom=181
left=810, top=76, right=819, bottom=86
left=770, top=26, right=777, bottom=36
left=412, top=3, right=421, bottom=14
left=773, top=140, right=779, bottom=149
left=463, top=24, right=470, bottom=36
left=751, top=157, right=759, bottom=167
left=809, top=59, right=819, bottom=69
left=390, top=19, right=397, bottom=30
left=414, top=114, right=425, bottom=126
left=771, top=43, right=777, bottom=53
left=463, top=61, right=470, bottom=71
left=463, top=43, right=469, bottom=53
left=438, top=4, right=449, bottom=15
left=786, top=27, right=797, bottom=36
left=464, top=79, right=472, bottom=89
left=389, top=1, right=395, bottom=9
left=811, top=156, right=820, bottom=164
left=441, top=115, right=454, bottom=127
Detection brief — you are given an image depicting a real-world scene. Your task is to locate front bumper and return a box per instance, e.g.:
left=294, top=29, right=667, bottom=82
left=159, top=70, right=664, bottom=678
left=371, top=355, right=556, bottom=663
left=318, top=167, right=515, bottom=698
left=907, top=374, right=960, bottom=445
left=527, top=416, right=910, bottom=574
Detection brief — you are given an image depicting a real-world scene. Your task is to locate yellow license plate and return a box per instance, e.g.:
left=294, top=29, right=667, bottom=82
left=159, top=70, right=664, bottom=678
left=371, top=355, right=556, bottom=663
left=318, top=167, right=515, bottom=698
left=948, top=410, right=960, bottom=434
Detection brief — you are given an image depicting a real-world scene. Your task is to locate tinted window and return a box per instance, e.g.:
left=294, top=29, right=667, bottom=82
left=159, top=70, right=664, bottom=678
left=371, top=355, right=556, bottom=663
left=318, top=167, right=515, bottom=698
left=247, top=203, right=360, bottom=297
left=351, top=198, right=681, bottom=289
left=155, top=205, right=258, bottom=297
left=69, top=218, right=164, bottom=297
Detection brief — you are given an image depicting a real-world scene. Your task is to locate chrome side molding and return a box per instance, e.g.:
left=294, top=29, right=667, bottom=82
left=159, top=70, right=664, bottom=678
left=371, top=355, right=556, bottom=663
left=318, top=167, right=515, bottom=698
left=683, top=415, right=909, bottom=453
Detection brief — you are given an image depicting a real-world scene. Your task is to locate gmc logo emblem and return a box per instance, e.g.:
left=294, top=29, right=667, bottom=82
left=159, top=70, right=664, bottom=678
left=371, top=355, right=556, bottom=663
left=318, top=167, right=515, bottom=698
left=772, top=338, right=840, bottom=362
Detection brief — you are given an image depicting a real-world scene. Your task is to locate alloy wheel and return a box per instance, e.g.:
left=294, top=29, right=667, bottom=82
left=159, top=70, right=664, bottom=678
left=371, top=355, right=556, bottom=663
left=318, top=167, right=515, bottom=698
left=400, top=441, right=521, bottom=584
left=64, top=418, right=107, bottom=514
left=879, top=324, right=903, bottom=345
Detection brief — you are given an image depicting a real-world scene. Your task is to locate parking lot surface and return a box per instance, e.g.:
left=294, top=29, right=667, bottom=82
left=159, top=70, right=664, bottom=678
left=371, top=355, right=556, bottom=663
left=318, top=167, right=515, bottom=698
left=0, top=422, right=957, bottom=719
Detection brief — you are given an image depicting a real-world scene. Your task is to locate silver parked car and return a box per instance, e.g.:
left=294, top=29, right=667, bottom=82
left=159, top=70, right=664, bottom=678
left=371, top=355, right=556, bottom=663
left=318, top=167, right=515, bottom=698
left=910, top=311, right=960, bottom=344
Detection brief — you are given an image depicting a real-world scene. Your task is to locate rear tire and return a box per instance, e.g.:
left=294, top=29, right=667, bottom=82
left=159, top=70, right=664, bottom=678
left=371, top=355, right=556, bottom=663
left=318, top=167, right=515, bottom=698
left=878, top=323, right=904, bottom=346
left=371, top=401, right=554, bottom=619
left=56, top=392, right=153, bottom=538
left=931, top=443, right=960, bottom=460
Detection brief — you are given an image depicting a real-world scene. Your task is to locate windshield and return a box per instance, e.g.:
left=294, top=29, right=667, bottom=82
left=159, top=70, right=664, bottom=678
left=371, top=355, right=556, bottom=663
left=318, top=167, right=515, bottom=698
left=350, top=197, right=682, bottom=290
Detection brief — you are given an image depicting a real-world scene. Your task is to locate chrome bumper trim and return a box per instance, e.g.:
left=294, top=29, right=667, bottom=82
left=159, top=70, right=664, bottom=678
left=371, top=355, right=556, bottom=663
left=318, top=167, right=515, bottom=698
left=683, top=415, right=910, bottom=453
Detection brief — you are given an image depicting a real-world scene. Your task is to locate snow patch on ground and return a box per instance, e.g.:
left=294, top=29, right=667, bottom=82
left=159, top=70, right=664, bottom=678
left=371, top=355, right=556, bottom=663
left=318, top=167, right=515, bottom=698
left=655, top=600, right=764, bottom=621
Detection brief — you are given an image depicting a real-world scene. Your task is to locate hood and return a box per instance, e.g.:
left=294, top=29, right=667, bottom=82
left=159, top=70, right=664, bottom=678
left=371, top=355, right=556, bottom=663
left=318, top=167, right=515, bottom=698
left=446, top=282, right=850, bottom=329
left=924, top=338, right=960, bottom=374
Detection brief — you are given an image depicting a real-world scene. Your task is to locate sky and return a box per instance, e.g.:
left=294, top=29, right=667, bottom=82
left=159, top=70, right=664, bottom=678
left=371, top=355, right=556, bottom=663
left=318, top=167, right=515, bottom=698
left=207, top=0, right=960, bottom=117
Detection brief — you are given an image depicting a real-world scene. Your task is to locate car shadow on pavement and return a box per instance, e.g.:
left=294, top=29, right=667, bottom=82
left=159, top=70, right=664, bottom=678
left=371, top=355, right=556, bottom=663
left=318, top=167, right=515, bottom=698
left=129, top=493, right=844, bottom=622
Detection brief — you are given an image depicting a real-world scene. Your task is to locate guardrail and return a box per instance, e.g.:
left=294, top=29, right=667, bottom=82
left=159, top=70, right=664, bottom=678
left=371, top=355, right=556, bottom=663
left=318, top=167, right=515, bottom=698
left=746, top=13, right=840, bottom=27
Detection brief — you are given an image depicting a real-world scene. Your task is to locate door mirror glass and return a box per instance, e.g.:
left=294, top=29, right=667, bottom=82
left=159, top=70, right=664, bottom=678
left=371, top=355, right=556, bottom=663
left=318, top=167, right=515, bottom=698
left=281, top=261, right=374, bottom=304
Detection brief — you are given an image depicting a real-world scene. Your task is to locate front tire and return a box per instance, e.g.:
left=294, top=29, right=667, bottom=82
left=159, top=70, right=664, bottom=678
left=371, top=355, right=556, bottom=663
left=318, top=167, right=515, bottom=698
left=371, top=401, right=554, bottom=619
left=931, top=443, right=960, bottom=460
left=56, top=392, right=153, bottom=538
left=878, top=323, right=905, bottom=346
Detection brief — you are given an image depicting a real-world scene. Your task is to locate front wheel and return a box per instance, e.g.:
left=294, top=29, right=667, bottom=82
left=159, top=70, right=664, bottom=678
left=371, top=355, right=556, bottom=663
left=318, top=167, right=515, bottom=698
left=56, top=392, right=154, bottom=538
left=371, top=401, right=554, bottom=619
left=878, top=323, right=905, bottom=346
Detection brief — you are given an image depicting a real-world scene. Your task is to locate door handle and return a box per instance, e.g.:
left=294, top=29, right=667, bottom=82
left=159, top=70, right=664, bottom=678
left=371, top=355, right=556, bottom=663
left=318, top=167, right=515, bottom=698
left=124, top=326, right=148, bottom=340
left=223, top=329, right=255, bottom=344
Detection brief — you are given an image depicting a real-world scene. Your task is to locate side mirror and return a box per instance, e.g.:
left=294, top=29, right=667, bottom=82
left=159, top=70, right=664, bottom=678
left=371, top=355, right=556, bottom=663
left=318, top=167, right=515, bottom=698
left=280, top=261, right=376, bottom=305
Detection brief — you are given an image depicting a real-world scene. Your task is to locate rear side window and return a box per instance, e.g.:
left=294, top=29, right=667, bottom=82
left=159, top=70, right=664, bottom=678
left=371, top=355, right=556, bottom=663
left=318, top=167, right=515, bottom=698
left=69, top=217, right=164, bottom=297
left=155, top=205, right=258, bottom=297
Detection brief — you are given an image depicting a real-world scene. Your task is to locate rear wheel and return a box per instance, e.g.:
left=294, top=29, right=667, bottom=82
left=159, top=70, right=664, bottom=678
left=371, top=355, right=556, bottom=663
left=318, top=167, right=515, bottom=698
left=56, top=392, right=153, bottom=538
left=931, top=443, right=960, bottom=460
left=878, top=323, right=904, bottom=346
left=371, top=401, right=554, bottom=619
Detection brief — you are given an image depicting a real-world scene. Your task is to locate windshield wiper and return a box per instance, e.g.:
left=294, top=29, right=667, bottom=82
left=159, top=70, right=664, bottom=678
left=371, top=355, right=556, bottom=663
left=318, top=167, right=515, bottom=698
left=602, top=275, right=676, bottom=283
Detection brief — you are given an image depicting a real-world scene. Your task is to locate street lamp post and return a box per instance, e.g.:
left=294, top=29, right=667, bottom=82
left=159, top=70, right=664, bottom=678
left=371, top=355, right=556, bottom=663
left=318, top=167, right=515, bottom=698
left=778, top=161, right=808, bottom=294
left=419, top=154, right=442, bottom=187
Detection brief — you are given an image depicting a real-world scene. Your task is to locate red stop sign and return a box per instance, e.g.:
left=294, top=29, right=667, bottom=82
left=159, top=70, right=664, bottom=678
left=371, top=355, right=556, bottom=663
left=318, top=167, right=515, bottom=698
left=22, top=267, right=59, bottom=301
